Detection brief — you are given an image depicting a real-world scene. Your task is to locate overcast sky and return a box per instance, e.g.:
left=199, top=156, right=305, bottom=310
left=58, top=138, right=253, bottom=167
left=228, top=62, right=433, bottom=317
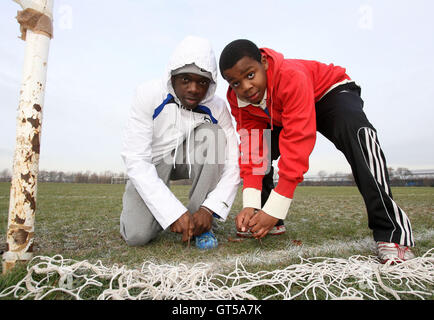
left=1, top=0, right=433, bottom=177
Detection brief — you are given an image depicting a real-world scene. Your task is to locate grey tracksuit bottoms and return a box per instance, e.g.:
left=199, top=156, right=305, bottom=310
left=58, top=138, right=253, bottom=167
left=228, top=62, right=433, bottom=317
left=120, top=123, right=226, bottom=246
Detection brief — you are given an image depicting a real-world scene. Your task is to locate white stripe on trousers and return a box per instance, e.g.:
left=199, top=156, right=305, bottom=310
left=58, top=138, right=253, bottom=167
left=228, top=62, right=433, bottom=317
left=358, top=127, right=414, bottom=246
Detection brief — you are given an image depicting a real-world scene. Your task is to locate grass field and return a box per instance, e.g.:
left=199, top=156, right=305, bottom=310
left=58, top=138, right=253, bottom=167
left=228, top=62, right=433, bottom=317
left=0, top=182, right=433, bottom=299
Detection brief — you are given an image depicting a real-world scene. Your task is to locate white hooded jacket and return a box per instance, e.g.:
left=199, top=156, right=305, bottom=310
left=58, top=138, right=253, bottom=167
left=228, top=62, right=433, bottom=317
left=121, top=36, right=240, bottom=230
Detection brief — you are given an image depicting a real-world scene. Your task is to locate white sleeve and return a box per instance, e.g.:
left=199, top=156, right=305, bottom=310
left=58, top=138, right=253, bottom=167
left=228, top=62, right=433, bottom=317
left=202, top=99, right=241, bottom=220
left=121, top=84, right=187, bottom=230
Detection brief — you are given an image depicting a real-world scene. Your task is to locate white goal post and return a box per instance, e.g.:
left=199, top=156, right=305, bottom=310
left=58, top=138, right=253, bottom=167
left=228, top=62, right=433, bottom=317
left=2, top=0, right=54, bottom=274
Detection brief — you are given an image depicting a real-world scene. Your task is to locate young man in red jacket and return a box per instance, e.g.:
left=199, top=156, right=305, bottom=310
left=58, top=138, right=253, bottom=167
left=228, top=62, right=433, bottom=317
left=219, top=39, right=415, bottom=263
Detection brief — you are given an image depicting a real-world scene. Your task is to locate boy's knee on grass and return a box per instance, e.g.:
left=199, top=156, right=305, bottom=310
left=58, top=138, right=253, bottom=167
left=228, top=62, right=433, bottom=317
left=123, top=232, right=156, bottom=247
left=121, top=224, right=158, bottom=247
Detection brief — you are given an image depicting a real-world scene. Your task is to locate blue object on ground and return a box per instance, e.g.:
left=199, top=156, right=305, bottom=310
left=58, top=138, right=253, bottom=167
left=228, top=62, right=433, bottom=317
left=195, top=231, right=218, bottom=250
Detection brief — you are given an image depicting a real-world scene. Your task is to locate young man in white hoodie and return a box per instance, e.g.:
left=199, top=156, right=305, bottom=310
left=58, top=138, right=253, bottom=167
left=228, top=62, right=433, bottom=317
left=120, top=36, right=240, bottom=249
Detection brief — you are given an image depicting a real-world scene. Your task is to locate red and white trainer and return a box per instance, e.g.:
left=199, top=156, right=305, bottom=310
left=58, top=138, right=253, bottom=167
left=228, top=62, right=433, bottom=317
left=376, top=241, right=415, bottom=263
left=236, top=224, right=286, bottom=238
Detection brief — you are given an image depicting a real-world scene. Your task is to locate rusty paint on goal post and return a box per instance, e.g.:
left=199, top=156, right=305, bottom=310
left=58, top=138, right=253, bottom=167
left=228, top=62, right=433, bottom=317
left=2, top=0, right=54, bottom=274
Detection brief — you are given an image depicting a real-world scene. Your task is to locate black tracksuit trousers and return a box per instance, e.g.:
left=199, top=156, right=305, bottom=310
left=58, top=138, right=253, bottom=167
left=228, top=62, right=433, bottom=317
left=261, top=82, right=414, bottom=247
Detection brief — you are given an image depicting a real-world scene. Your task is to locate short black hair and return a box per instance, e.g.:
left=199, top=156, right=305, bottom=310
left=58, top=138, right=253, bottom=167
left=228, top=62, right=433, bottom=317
left=219, top=39, right=262, bottom=78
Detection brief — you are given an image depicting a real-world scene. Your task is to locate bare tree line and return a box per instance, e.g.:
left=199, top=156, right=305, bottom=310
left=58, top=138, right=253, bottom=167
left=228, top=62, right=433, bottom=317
left=311, top=167, right=416, bottom=182
left=0, top=168, right=126, bottom=184
left=301, top=167, right=434, bottom=187
left=0, top=167, right=432, bottom=186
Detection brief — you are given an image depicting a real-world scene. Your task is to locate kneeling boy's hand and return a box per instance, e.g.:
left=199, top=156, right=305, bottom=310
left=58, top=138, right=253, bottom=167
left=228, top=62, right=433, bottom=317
left=248, top=210, right=278, bottom=239
left=170, top=211, right=194, bottom=242
left=235, top=207, right=256, bottom=233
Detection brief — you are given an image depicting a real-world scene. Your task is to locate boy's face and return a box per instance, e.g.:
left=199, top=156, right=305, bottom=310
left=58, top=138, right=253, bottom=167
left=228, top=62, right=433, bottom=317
left=172, top=73, right=211, bottom=109
left=222, top=55, right=268, bottom=105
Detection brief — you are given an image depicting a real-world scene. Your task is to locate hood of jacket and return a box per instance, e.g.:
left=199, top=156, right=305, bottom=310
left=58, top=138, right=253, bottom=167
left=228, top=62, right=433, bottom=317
left=165, top=36, right=218, bottom=106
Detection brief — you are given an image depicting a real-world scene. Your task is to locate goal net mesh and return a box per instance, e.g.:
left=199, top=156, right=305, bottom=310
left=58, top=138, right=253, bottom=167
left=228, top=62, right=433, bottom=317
left=1, top=248, right=433, bottom=300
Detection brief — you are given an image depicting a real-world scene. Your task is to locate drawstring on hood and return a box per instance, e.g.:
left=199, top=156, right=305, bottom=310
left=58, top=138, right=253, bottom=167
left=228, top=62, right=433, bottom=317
left=171, top=107, right=193, bottom=177
left=165, top=36, right=219, bottom=177
left=172, top=105, right=181, bottom=169
left=186, top=110, right=193, bottom=177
